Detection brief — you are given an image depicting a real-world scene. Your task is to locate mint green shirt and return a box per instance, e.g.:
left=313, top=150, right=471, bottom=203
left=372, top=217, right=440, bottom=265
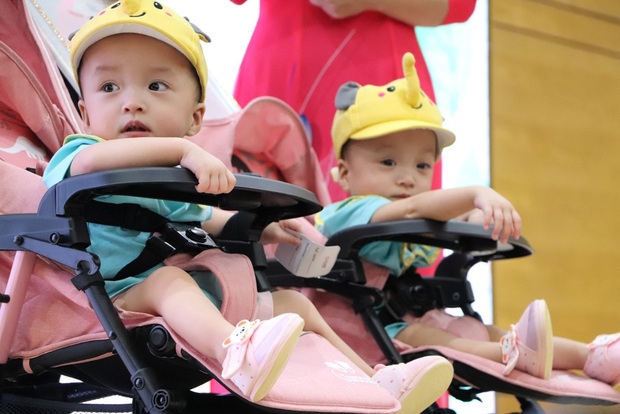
left=315, top=195, right=440, bottom=275
left=43, top=135, right=213, bottom=298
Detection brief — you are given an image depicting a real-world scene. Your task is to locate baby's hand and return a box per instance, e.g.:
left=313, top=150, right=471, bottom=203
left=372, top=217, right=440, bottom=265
left=460, top=209, right=486, bottom=225
left=180, top=143, right=236, bottom=194
left=473, top=188, right=522, bottom=243
left=260, top=219, right=304, bottom=246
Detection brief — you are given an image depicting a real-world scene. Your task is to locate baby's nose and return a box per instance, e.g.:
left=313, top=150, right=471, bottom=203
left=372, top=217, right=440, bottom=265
left=123, top=91, right=145, bottom=112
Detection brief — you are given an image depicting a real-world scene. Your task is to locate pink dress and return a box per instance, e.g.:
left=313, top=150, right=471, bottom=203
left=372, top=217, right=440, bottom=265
left=232, top=0, right=477, bottom=201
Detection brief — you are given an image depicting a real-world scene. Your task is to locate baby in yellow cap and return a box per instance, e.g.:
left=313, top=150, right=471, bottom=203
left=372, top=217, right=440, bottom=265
left=42, top=1, right=457, bottom=406
left=316, top=52, right=620, bottom=386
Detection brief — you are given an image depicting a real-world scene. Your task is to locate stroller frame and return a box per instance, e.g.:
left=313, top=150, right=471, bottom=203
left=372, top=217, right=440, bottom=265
left=267, top=219, right=620, bottom=413
left=0, top=167, right=324, bottom=413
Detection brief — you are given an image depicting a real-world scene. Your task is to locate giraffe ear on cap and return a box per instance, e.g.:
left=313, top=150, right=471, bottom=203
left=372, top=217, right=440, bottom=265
left=186, top=18, right=211, bottom=42
left=335, top=82, right=361, bottom=110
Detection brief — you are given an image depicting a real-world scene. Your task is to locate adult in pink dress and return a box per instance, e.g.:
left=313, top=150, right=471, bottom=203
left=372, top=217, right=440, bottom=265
left=231, top=0, right=477, bottom=201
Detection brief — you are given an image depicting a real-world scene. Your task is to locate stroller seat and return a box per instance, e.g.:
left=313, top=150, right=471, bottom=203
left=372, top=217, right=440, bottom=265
left=267, top=219, right=620, bottom=413
left=0, top=162, right=405, bottom=413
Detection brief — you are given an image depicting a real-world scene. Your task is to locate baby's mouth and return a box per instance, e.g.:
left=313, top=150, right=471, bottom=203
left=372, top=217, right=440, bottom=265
left=122, top=122, right=149, bottom=133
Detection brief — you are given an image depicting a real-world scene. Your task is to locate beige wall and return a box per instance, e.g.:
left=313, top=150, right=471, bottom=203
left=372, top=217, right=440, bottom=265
left=489, top=1, right=620, bottom=411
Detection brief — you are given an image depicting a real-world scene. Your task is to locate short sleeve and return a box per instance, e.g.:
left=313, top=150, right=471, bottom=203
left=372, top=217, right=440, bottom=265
left=442, top=0, right=477, bottom=24
left=42, top=135, right=103, bottom=188
left=315, top=196, right=391, bottom=238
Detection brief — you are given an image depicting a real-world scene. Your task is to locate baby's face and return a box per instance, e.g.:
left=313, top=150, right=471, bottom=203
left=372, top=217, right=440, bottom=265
left=77, top=33, right=204, bottom=140
left=337, top=129, right=437, bottom=199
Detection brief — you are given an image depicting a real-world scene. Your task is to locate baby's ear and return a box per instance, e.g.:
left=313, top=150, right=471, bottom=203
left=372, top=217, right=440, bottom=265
left=334, top=82, right=360, bottom=110
left=78, top=99, right=90, bottom=126
left=186, top=103, right=205, bottom=136
left=334, top=159, right=351, bottom=193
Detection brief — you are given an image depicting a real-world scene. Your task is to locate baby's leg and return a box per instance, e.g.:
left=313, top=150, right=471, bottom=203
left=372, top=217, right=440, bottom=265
left=405, top=301, right=554, bottom=379
left=272, top=290, right=454, bottom=411
left=113, top=266, right=234, bottom=362
left=486, top=324, right=589, bottom=370
left=271, top=289, right=375, bottom=375
left=397, top=322, right=503, bottom=362
left=115, top=267, right=304, bottom=401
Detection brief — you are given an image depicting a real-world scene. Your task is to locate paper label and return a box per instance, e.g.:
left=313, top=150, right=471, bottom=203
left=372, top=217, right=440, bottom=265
left=275, top=230, right=340, bottom=277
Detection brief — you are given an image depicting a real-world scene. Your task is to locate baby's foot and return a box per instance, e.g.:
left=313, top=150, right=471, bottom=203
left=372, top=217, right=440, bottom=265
left=372, top=355, right=453, bottom=413
left=500, top=299, right=553, bottom=379
left=584, top=333, right=620, bottom=391
left=221, top=313, right=304, bottom=401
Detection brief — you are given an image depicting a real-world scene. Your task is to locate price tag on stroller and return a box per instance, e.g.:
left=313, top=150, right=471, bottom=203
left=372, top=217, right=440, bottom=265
left=275, top=230, right=340, bottom=278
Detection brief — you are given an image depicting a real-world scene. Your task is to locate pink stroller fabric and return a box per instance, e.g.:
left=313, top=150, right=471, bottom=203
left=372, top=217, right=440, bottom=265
left=0, top=0, right=81, bottom=170
left=191, top=96, right=332, bottom=208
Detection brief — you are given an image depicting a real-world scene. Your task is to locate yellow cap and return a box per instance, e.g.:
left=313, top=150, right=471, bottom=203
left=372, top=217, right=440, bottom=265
left=331, top=52, right=455, bottom=159
left=70, top=0, right=210, bottom=102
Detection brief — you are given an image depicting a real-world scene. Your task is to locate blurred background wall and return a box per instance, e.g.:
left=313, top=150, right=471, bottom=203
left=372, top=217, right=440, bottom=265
left=489, top=1, right=620, bottom=412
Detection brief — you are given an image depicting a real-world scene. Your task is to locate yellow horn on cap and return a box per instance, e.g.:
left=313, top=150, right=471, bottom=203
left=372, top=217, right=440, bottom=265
left=122, top=0, right=140, bottom=14
left=403, top=52, right=421, bottom=109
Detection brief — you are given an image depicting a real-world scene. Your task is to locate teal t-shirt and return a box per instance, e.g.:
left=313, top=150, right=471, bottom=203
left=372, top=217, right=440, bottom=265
left=315, top=195, right=440, bottom=275
left=43, top=135, right=214, bottom=299
left=315, top=195, right=441, bottom=340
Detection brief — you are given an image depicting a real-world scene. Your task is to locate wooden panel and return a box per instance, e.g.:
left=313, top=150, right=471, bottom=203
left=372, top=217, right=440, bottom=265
left=491, top=22, right=620, bottom=337
left=490, top=0, right=620, bottom=411
left=554, top=0, right=620, bottom=17
left=493, top=0, right=620, bottom=55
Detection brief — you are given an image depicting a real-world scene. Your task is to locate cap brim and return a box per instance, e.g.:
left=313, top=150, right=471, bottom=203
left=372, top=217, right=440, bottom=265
left=72, top=24, right=185, bottom=72
left=350, top=119, right=456, bottom=150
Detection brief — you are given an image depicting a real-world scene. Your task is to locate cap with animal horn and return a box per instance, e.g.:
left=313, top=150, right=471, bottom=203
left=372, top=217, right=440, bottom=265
left=331, top=52, right=455, bottom=159
left=70, top=0, right=210, bottom=102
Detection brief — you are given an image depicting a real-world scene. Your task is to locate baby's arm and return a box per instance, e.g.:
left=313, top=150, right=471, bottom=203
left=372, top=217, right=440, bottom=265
left=70, top=138, right=236, bottom=194
left=202, top=209, right=302, bottom=247
left=371, top=186, right=522, bottom=243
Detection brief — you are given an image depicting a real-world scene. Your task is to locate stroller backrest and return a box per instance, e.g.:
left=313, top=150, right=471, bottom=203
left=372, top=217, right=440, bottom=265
left=192, top=96, right=332, bottom=207
left=0, top=0, right=81, bottom=170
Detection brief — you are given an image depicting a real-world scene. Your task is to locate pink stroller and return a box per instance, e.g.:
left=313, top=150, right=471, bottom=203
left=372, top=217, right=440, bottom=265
left=0, top=2, right=420, bottom=413
left=2, top=160, right=418, bottom=413
left=266, top=217, right=620, bottom=413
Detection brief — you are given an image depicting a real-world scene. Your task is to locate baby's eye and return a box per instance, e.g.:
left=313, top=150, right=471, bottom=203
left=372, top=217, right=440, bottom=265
left=101, top=82, right=119, bottom=93
left=380, top=159, right=396, bottom=167
left=417, top=162, right=432, bottom=170
left=148, top=81, right=168, bottom=91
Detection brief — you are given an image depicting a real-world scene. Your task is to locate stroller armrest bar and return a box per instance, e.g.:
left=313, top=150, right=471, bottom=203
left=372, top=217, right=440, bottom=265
left=38, top=167, right=322, bottom=221
left=326, top=219, right=533, bottom=261
left=0, top=214, right=90, bottom=251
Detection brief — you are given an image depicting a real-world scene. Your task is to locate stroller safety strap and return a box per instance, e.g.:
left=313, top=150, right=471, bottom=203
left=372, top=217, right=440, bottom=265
left=76, top=200, right=220, bottom=279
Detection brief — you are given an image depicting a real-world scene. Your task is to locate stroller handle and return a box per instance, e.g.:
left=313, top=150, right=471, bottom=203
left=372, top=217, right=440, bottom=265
left=38, top=167, right=323, bottom=221
left=326, top=219, right=533, bottom=262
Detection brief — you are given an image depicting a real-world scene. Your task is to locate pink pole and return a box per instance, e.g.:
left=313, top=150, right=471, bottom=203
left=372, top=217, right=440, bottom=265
left=0, top=251, right=36, bottom=363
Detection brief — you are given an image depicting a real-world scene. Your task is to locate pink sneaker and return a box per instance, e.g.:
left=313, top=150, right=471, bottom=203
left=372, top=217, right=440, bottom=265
left=372, top=356, right=453, bottom=414
left=221, top=313, right=304, bottom=401
left=500, top=299, right=553, bottom=379
left=584, top=333, right=620, bottom=391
